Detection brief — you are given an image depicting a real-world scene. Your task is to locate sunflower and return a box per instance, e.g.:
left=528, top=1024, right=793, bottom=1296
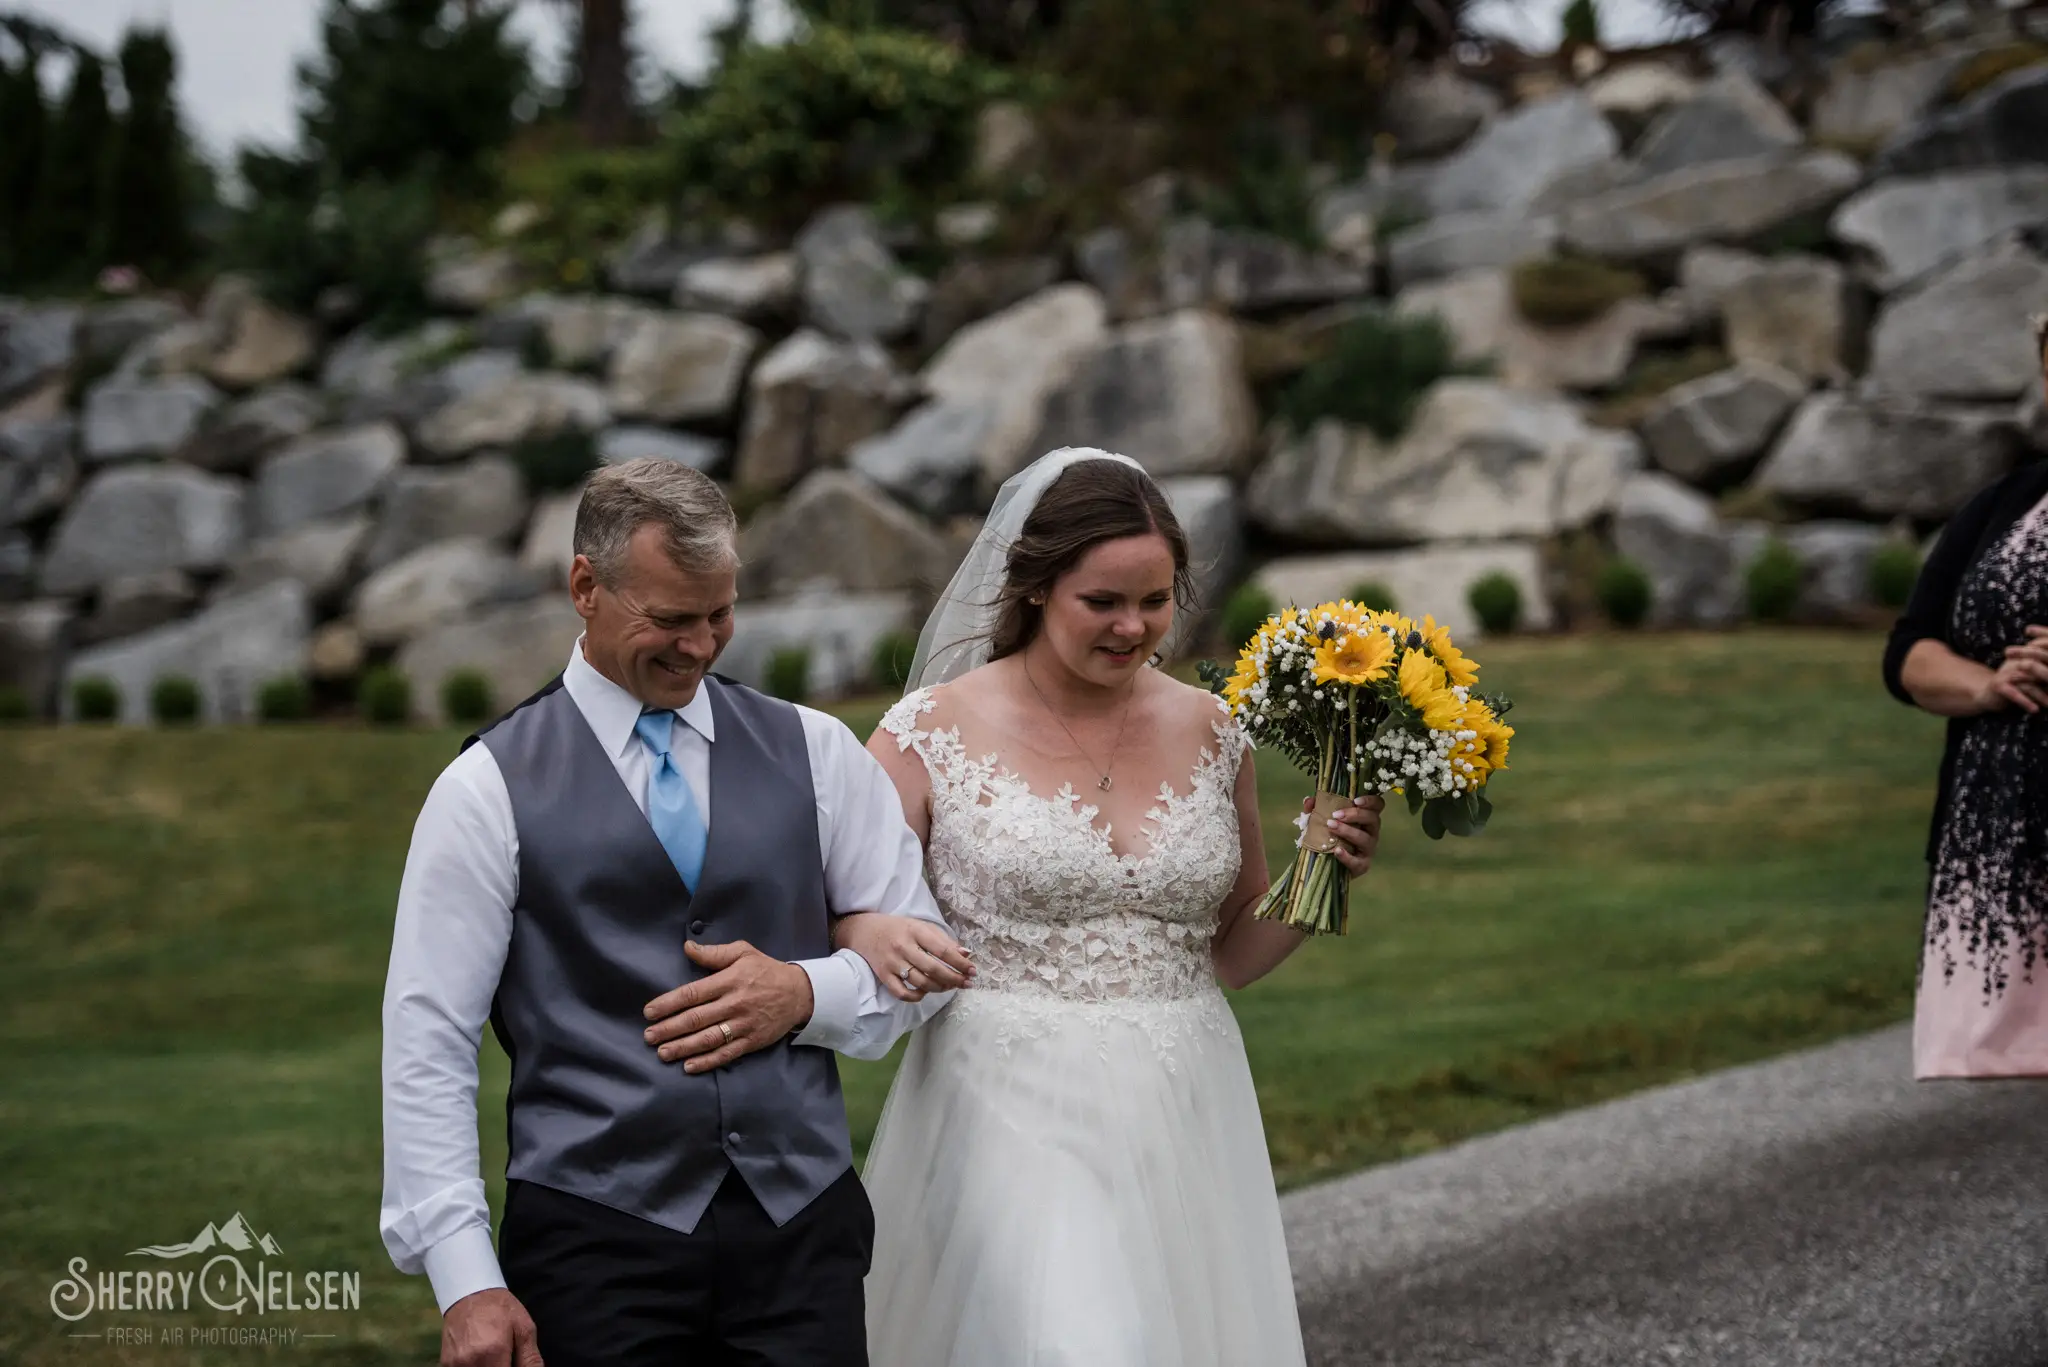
left=1419, top=614, right=1479, bottom=689
left=1457, top=699, right=1513, bottom=782
left=1312, top=628, right=1395, bottom=686
left=1397, top=646, right=1447, bottom=709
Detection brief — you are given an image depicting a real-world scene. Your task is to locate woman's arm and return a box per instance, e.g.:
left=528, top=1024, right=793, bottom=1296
left=1883, top=479, right=2007, bottom=704
left=1900, top=631, right=2048, bottom=717
left=1211, top=747, right=1382, bottom=991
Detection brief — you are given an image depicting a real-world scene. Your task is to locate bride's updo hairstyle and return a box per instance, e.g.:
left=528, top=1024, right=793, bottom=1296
left=986, top=458, right=1195, bottom=662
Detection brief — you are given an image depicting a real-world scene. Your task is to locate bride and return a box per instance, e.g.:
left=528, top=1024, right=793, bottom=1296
left=835, top=448, right=1383, bottom=1365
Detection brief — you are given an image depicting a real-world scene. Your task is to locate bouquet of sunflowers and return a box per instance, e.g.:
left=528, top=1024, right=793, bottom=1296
left=1197, top=601, right=1514, bottom=935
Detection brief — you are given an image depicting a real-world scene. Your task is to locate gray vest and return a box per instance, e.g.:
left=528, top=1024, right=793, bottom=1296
left=472, top=673, right=850, bottom=1234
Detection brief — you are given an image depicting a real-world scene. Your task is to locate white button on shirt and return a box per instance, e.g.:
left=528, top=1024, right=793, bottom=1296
left=380, top=640, right=950, bottom=1313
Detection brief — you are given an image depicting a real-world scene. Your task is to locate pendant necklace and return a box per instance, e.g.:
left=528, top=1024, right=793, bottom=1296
left=1022, top=659, right=1134, bottom=792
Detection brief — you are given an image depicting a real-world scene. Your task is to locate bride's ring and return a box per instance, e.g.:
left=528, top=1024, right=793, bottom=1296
left=718, top=1022, right=733, bottom=1043
left=902, top=966, right=918, bottom=987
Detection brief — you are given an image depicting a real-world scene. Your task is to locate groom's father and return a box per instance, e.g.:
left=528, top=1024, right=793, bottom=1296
left=380, top=458, right=961, bottom=1367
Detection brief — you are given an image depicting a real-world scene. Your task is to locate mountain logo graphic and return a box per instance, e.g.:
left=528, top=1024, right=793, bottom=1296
left=127, top=1213, right=283, bottom=1260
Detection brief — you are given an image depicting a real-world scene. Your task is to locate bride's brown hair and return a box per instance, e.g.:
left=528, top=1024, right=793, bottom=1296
left=986, top=458, right=1196, bottom=662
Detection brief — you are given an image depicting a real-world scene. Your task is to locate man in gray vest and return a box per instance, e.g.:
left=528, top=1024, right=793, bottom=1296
left=380, top=458, right=972, bottom=1366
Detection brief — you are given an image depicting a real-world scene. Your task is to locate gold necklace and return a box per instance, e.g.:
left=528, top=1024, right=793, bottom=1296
left=1022, top=659, right=1135, bottom=792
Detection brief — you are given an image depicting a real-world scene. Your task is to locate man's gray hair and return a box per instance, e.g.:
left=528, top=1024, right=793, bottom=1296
left=574, top=458, right=739, bottom=582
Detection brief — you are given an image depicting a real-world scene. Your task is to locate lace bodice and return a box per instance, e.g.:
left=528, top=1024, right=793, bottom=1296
left=881, top=686, right=1246, bottom=1004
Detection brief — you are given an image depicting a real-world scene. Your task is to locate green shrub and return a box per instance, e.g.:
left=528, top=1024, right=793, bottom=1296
left=1869, top=541, right=1922, bottom=611
left=510, top=429, right=599, bottom=493
left=670, top=26, right=1005, bottom=225
left=500, top=143, right=674, bottom=291
left=871, top=630, right=920, bottom=692
left=256, top=675, right=312, bottom=723
left=71, top=676, right=121, bottom=723
left=1510, top=257, right=1647, bottom=328
left=765, top=647, right=811, bottom=703
left=0, top=685, right=33, bottom=723
left=440, top=669, right=495, bottom=726
left=1746, top=538, right=1803, bottom=623
left=1467, top=572, right=1523, bottom=635
left=150, top=675, right=201, bottom=725
left=1279, top=308, right=1465, bottom=442
left=1596, top=558, right=1653, bottom=628
left=1346, top=581, right=1399, bottom=612
left=225, top=155, right=437, bottom=328
left=1561, top=0, right=1601, bottom=46
left=1220, top=583, right=1278, bottom=653
left=359, top=666, right=413, bottom=726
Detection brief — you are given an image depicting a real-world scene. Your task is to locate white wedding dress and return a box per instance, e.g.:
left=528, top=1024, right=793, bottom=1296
left=863, top=686, right=1308, bottom=1367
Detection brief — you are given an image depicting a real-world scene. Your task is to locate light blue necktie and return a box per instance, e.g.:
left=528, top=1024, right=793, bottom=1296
left=635, top=708, right=708, bottom=893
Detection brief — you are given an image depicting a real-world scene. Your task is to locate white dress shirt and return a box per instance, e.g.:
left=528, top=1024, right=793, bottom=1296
left=380, top=640, right=949, bottom=1312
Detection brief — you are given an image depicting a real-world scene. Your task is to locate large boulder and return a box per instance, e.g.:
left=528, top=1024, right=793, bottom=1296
left=1556, top=151, right=1862, bottom=266
left=1718, top=255, right=1865, bottom=384
left=675, top=253, right=800, bottom=324
left=597, top=425, right=724, bottom=471
left=215, top=514, right=372, bottom=605
left=1611, top=471, right=1746, bottom=627
left=606, top=312, right=761, bottom=423
left=1254, top=542, right=1555, bottom=640
left=397, top=596, right=585, bottom=723
left=1586, top=61, right=1701, bottom=138
left=251, top=422, right=406, bottom=538
left=351, top=538, right=536, bottom=647
left=1873, top=66, right=2048, bottom=177
left=738, top=470, right=956, bottom=601
left=721, top=588, right=920, bottom=698
left=1783, top=520, right=1894, bottom=622
left=1246, top=380, right=1638, bottom=546
left=1395, top=268, right=1683, bottom=392
left=1027, top=309, right=1257, bottom=480
left=1677, top=243, right=1771, bottom=318
left=1423, top=92, right=1622, bottom=217
left=0, top=303, right=79, bottom=406
left=920, top=256, right=1064, bottom=353
left=202, top=285, right=317, bottom=391
left=362, top=454, right=531, bottom=571
left=427, top=243, right=523, bottom=314
left=76, top=570, right=198, bottom=647
left=0, top=599, right=73, bottom=716
left=1831, top=169, right=2048, bottom=291
left=848, top=400, right=992, bottom=520
left=1, top=416, right=77, bottom=526
left=519, top=489, right=583, bottom=587
left=1811, top=47, right=1966, bottom=152
left=733, top=330, right=908, bottom=494
left=1159, top=475, right=1242, bottom=622
left=795, top=205, right=928, bottom=342
left=320, top=319, right=469, bottom=412
left=417, top=373, right=611, bottom=459
left=1755, top=391, right=2020, bottom=519
left=81, top=375, right=223, bottom=464
left=184, top=383, right=326, bottom=474
left=1160, top=220, right=1371, bottom=314
left=1640, top=362, right=1807, bottom=487
left=922, top=283, right=1110, bottom=487
left=79, top=299, right=183, bottom=370
left=1864, top=242, right=2048, bottom=401
left=1386, top=213, right=1560, bottom=293
left=1383, top=66, right=1503, bottom=159
left=61, top=580, right=311, bottom=724
left=40, top=465, right=246, bottom=596
left=517, top=295, right=656, bottom=371
left=1630, top=71, right=1803, bottom=178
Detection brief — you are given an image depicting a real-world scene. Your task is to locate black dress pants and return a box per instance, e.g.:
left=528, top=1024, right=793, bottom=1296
left=499, top=1167, right=873, bottom=1367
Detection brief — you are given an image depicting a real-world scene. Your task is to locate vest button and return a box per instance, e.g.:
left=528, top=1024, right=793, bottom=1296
left=726, top=1131, right=743, bottom=1147
left=690, top=919, right=707, bottom=935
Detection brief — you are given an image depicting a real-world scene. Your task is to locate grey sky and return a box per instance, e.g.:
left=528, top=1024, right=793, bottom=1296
left=12, top=0, right=1685, bottom=162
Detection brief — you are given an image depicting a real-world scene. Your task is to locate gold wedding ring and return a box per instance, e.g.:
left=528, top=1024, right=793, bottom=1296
left=718, top=1022, right=733, bottom=1043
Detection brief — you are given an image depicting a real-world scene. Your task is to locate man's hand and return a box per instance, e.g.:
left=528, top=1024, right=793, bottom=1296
left=642, top=940, right=815, bottom=1074
left=441, top=1288, right=542, bottom=1367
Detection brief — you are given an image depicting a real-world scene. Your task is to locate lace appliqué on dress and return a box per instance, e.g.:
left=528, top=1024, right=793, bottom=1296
left=882, top=688, right=1246, bottom=1052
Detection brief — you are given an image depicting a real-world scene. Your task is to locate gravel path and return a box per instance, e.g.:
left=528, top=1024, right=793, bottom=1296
left=1283, top=1025, right=2048, bottom=1366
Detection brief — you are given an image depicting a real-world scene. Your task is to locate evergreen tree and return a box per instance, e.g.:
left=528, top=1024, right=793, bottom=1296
left=32, top=51, right=114, bottom=284
left=299, top=0, right=529, bottom=195
left=0, top=52, right=49, bottom=287
left=103, top=28, right=193, bottom=281
left=553, top=0, right=638, bottom=146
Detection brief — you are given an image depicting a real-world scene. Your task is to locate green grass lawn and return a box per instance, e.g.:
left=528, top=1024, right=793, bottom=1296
left=0, top=631, right=1943, bottom=1363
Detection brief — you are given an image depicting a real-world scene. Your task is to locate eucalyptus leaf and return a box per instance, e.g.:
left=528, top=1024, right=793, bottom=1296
left=1406, top=788, right=1425, bottom=815
left=1421, top=801, right=1447, bottom=840
left=1437, top=795, right=1475, bottom=838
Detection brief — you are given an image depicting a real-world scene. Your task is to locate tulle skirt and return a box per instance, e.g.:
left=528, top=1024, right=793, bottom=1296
left=861, top=987, right=1307, bottom=1367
